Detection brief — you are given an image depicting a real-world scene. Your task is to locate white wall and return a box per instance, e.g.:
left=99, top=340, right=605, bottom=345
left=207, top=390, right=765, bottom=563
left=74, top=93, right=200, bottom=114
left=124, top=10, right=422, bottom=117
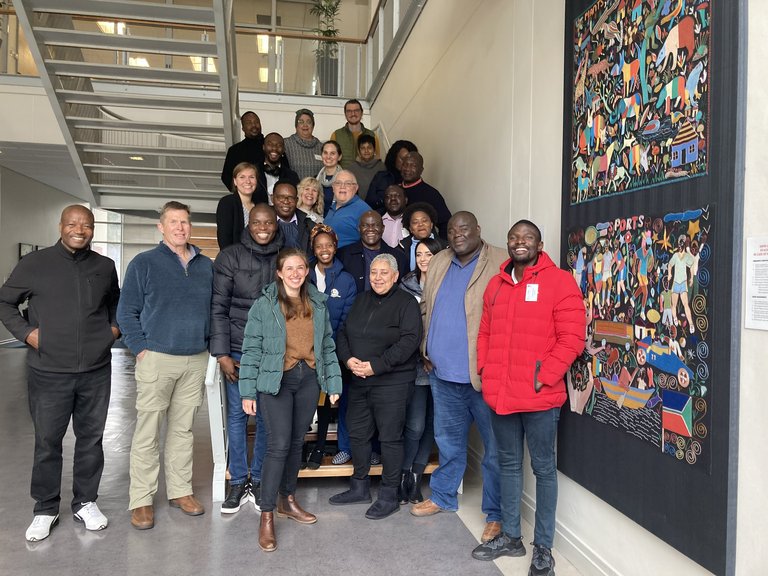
left=737, top=1, right=768, bottom=573
left=371, top=0, right=755, bottom=574
left=0, top=166, right=83, bottom=340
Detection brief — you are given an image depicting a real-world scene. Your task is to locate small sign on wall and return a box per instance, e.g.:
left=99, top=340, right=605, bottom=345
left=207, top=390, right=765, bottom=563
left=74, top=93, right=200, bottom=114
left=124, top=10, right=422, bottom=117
left=746, top=236, right=768, bottom=330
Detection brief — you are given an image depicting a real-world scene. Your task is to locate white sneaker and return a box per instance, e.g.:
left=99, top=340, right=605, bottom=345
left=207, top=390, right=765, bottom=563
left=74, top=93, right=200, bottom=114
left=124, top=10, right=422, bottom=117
left=26, top=514, right=59, bottom=542
left=73, top=502, right=108, bottom=531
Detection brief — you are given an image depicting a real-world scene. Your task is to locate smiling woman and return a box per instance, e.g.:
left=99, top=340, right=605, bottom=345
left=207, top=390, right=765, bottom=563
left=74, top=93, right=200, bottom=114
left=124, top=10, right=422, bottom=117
left=238, top=247, right=342, bottom=552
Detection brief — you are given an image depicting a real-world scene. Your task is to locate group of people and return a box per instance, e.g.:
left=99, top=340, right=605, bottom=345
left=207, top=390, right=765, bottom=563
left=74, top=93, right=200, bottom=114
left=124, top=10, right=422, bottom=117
left=0, top=98, right=587, bottom=576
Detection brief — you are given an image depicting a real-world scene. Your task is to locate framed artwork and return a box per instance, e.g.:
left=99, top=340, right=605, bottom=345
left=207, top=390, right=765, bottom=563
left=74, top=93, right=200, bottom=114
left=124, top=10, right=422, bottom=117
left=18, top=243, right=34, bottom=260
left=559, top=1, right=742, bottom=574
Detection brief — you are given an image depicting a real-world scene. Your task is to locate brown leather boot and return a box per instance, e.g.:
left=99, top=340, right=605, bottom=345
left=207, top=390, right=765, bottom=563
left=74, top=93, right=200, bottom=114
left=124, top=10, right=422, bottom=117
left=130, top=505, right=154, bottom=530
left=259, top=511, right=276, bottom=552
left=277, top=494, right=317, bottom=524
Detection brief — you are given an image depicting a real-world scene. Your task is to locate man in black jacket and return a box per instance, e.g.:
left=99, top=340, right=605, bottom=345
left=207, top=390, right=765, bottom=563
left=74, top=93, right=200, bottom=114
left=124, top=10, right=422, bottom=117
left=210, top=204, right=284, bottom=515
left=329, top=253, right=422, bottom=520
left=337, top=211, right=409, bottom=292
left=0, top=205, right=120, bottom=542
left=272, top=181, right=314, bottom=254
left=221, top=111, right=264, bottom=189
left=259, top=133, right=299, bottom=204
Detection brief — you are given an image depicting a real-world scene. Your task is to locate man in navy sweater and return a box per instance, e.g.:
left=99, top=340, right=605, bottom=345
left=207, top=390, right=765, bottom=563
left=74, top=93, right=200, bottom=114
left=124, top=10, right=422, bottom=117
left=117, top=201, right=214, bottom=530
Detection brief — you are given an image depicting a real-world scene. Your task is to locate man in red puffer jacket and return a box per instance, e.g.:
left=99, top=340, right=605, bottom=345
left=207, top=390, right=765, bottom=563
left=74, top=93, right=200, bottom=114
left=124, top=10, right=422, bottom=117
left=472, top=220, right=585, bottom=576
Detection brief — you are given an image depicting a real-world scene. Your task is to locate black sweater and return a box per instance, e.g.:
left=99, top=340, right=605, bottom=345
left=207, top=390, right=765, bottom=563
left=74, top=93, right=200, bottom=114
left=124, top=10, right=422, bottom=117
left=336, top=286, right=422, bottom=386
left=0, top=241, right=120, bottom=373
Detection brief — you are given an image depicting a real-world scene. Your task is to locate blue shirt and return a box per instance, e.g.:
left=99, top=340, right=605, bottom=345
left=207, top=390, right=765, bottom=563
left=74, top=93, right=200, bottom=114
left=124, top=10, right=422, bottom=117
left=324, top=195, right=371, bottom=248
left=426, top=251, right=480, bottom=384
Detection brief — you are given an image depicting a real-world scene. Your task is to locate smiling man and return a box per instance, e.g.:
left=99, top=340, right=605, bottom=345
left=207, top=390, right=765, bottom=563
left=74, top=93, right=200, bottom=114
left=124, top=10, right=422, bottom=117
left=272, top=181, right=313, bottom=253
left=331, top=99, right=380, bottom=169
left=0, top=205, right=120, bottom=542
left=259, top=133, right=299, bottom=205
left=117, top=201, right=214, bottom=531
left=323, top=170, right=372, bottom=248
left=412, top=211, right=508, bottom=550
left=474, top=220, right=585, bottom=575
left=210, top=204, right=284, bottom=516
left=337, top=210, right=409, bottom=293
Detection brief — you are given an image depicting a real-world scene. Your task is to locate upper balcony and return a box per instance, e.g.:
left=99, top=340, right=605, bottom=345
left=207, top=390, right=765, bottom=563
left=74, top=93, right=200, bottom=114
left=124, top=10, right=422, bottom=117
left=0, top=0, right=426, bottom=213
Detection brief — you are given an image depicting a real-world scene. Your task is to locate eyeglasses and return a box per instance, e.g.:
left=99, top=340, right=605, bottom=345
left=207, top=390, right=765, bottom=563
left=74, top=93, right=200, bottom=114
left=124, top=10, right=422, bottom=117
left=332, top=181, right=357, bottom=188
left=297, top=119, right=313, bottom=126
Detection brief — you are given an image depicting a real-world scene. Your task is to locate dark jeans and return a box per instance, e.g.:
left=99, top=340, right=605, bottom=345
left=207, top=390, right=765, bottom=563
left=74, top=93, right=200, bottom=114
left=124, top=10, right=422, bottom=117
left=28, top=364, right=111, bottom=515
left=402, top=384, right=434, bottom=474
left=225, top=352, right=266, bottom=484
left=492, top=408, right=560, bottom=548
left=347, top=380, right=411, bottom=487
left=258, top=361, right=319, bottom=512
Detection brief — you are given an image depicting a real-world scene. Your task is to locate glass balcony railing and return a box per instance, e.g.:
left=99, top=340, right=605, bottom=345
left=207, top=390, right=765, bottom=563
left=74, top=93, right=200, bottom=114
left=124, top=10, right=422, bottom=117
left=0, top=0, right=421, bottom=101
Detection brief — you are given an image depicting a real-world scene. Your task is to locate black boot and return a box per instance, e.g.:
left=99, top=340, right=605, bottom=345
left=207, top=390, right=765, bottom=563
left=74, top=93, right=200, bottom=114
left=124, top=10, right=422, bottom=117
left=408, top=472, right=424, bottom=503
left=365, top=485, right=400, bottom=520
left=398, top=471, right=412, bottom=504
left=329, top=477, right=372, bottom=505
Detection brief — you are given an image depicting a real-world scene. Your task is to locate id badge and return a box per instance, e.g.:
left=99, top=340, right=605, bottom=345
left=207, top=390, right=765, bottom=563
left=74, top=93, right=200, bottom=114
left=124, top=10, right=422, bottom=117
left=525, top=284, right=539, bottom=302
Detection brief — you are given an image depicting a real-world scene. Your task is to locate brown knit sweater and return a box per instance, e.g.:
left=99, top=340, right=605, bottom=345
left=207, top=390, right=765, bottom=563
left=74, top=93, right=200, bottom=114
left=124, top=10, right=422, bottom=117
left=284, top=311, right=315, bottom=370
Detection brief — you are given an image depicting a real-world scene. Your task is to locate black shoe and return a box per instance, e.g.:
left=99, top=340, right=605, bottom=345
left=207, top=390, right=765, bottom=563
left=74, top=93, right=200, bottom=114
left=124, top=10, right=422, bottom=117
left=365, top=485, right=400, bottom=520
left=528, top=544, right=555, bottom=576
left=248, top=480, right=262, bottom=512
left=307, top=448, right=323, bottom=470
left=221, top=482, right=249, bottom=515
left=472, top=533, right=526, bottom=561
left=408, top=472, right=423, bottom=503
left=329, top=477, right=372, bottom=505
left=397, top=472, right=412, bottom=504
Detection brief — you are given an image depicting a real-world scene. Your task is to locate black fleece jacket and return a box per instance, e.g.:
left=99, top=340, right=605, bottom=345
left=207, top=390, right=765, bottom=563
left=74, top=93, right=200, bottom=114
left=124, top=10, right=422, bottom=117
left=336, top=286, right=422, bottom=386
left=0, top=241, right=119, bottom=373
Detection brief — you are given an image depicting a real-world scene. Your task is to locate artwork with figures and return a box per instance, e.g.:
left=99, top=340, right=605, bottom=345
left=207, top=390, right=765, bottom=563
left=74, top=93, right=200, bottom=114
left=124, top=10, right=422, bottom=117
left=571, top=0, right=711, bottom=204
left=565, top=206, right=712, bottom=468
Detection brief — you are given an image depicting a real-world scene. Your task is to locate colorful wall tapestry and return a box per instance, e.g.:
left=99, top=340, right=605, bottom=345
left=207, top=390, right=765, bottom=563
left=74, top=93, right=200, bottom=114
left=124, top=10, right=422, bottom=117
left=571, top=0, right=711, bottom=204
left=565, top=206, right=712, bottom=467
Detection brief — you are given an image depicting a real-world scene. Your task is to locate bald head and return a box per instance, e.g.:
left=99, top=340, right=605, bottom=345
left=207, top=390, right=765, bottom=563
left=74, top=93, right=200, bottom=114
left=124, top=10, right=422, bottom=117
left=59, top=205, right=95, bottom=253
left=359, top=210, right=384, bottom=249
left=447, top=211, right=482, bottom=264
left=400, top=151, right=424, bottom=184
left=332, top=170, right=359, bottom=206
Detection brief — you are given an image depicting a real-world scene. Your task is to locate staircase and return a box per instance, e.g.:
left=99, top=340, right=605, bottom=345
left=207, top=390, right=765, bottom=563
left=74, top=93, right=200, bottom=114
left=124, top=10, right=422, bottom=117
left=12, top=0, right=238, bottom=215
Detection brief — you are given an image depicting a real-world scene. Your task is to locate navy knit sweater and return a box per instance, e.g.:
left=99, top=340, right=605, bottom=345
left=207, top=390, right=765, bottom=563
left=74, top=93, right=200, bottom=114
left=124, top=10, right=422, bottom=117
left=117, top=242, right=213, bottom=356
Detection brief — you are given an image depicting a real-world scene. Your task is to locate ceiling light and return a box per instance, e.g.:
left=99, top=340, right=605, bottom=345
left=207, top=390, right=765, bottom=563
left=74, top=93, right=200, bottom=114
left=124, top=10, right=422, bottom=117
left=129, top=156, right=144, bottom=161
left=128, top=57, right=150, bottom=67
left=97, top=21, right=126, bottom=35
left=190, top=56, right=217, bottom=73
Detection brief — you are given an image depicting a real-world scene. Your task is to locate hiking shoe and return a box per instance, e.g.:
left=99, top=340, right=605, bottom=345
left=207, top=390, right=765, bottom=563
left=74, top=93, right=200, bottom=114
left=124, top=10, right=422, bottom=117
left=221, top=482, right=249, bottom=514
left=26, top=514, right=59, bottom=542
left=370, top=452, right=381, bottom=465
left=73, top=502, right=108, bottom=531
left=529, top=544, right=555, bottom=576
left=472, top=533, right=526, bottom=561
left=332, top=450, right=351, bottom=465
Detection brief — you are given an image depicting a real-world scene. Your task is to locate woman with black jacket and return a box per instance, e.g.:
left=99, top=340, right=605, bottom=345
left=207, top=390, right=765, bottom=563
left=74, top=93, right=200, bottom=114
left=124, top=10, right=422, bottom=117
left=329, top=253, right=422, bottom=520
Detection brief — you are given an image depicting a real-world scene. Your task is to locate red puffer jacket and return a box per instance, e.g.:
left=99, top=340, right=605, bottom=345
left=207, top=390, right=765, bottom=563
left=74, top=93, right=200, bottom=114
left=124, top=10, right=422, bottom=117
left=478, top=251, right=586, bottom=415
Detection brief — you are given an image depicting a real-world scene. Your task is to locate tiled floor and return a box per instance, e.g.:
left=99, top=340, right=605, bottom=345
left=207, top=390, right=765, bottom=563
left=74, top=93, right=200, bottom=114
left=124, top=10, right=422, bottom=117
left=0, top=347, right=581, bottom=576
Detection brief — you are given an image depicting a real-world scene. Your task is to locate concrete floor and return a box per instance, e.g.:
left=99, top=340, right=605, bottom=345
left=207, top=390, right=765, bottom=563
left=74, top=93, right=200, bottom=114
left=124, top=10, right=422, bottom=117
left=0, top=347, right=581, bottom=576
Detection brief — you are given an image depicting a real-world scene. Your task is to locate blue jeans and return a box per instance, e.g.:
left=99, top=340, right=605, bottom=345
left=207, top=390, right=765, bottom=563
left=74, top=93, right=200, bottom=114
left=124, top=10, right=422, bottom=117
left=428, top=374, right=501, bottom=522
left=491, top=408, right=560, bottom=548
left=225, top=353, right=266, bottom=485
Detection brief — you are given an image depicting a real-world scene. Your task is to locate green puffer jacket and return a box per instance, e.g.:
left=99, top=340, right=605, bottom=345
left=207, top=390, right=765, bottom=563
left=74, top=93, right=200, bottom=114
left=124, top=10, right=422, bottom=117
left=239, top=282, right=342, bottom=398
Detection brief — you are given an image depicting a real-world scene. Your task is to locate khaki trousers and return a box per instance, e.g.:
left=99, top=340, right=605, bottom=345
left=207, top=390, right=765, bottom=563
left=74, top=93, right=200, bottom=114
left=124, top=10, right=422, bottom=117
left=128, top=350, right=208, bottom=509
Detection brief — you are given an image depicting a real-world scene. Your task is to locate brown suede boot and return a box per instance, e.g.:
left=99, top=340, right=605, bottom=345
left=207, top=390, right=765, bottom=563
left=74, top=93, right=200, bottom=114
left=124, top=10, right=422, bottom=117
left=259, top=511, right=276, bottom=552
left=277, top=494, right=317, bottom=524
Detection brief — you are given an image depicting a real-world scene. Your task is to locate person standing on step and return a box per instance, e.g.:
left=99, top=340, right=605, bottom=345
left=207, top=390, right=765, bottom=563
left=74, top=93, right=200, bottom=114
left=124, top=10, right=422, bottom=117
left=239, top=248, right=342, bottom=552
left=472, top=220, right=585, bottom=576
left=329, top=254, right=421, bottom=520
left=0, top=205, right=120, bottom=542
left=210, top=204, right=284, bottom=515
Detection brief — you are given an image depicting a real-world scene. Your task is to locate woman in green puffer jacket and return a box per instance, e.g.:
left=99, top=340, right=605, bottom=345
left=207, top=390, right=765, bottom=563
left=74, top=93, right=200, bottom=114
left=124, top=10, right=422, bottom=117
left=239, top=248, right=342, bottom=552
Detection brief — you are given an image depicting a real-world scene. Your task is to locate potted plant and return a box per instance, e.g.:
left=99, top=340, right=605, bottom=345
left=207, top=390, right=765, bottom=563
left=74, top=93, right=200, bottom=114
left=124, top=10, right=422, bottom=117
left=310, top=0, right=341, bottom=95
